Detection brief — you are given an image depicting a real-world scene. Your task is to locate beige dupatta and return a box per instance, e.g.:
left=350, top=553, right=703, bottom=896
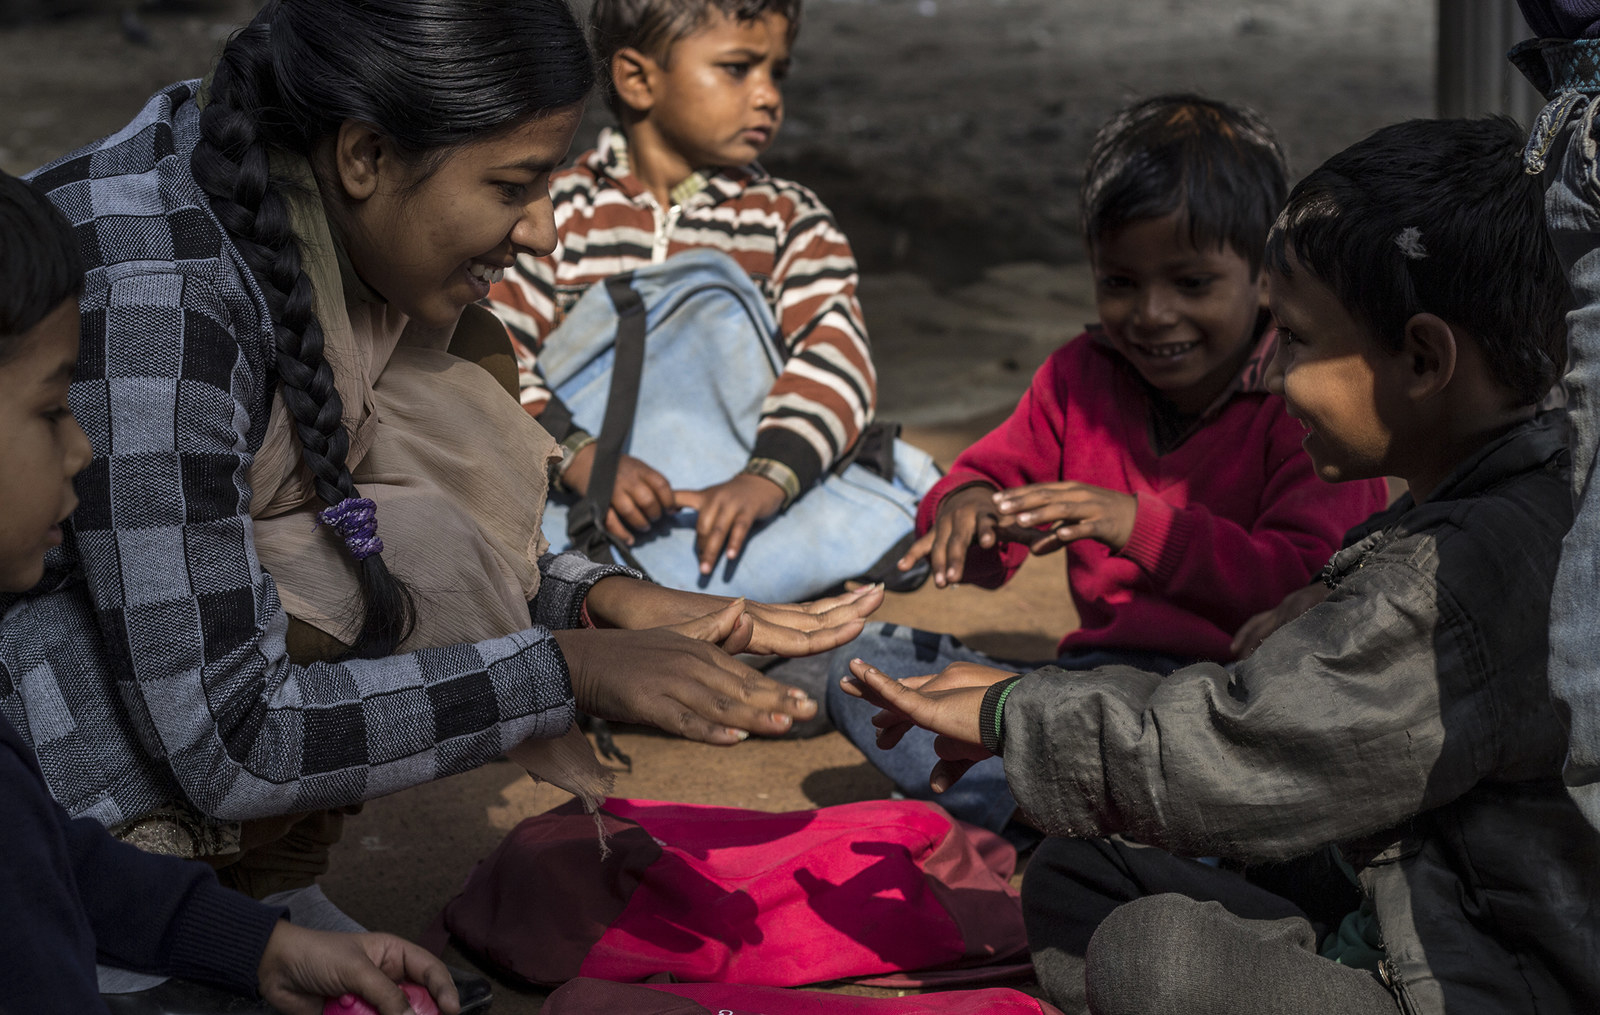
left=245, top=155, right=611, bottom=809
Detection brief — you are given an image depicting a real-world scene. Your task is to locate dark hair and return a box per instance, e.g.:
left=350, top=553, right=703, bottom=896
left=1081, top=94, right=1289, bottom=275
left=590, top=0, right=802, bottom=119
left=192, top=0, right=593, bottom=658
left=1265, top=116, right=1567, bottom=407
left=0, top=171, right=83, bottom=358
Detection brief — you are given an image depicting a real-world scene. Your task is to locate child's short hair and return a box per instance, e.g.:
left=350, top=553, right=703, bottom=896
left=1266, top=117, right=1567, bottom=407
left=0, top=171, right=81, bottom=355
left=590, top=0, right=802, bottom=118
left=1081, top=94, right=1289, bottom=274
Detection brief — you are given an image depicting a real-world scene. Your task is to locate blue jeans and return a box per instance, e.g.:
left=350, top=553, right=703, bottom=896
left=1515, top=38, right=1600, bottom=832
left=824, top=622, right=1193, bottom=834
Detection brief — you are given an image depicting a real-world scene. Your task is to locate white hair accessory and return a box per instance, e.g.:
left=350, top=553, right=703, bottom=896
left=1395, top=226, right=1428, bottom=260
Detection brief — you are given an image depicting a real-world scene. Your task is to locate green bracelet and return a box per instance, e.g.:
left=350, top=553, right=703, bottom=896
left=980, top=675, right=1025, bottom=756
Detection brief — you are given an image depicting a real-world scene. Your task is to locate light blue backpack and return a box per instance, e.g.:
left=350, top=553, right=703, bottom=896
left=535, top=249, right=940, bottom=602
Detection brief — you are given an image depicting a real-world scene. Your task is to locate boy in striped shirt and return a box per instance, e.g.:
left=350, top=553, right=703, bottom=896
left=487, top=0, right=892, bottom=588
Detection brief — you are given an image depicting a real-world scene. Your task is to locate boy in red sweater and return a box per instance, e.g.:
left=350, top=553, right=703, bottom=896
left=824, top=95, right=1390, bottom=833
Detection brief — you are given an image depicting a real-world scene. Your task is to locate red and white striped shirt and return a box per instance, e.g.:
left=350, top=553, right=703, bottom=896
left=486, top=128, right=876, bottom=492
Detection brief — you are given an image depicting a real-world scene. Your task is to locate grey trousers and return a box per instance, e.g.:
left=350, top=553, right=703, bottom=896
left=1021, top=837, right=1401, bottom=1015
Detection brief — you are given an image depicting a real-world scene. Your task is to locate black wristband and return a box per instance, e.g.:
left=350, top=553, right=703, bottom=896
left=979, top=675, right=1025, bottom=756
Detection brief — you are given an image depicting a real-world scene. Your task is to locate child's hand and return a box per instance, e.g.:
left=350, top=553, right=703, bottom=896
left=675, top=474, right=787, bottom=575
left=256, top=922, right=459, bottom=1015
left=733, top=584, right=884, bottom=656
left=561, top=444, right=677, bottom=545
left=1229, top=583, right=1331, bottom=659
left=839, top=657, right=1011, bottom=793
left=901, top=484, right=1003, bottom=588
left=992, top=482, right=1138, bottom=554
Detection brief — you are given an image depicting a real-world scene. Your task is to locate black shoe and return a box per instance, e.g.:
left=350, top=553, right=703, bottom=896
left=850, top=530, right=931, bottom=594
left=448, top=965, right=494, bottom=1012
left=762, top=654, right=838, bottom=738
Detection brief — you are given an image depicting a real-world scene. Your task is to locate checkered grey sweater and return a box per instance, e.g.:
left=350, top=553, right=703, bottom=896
left=2, top=81, right=632, bottom=829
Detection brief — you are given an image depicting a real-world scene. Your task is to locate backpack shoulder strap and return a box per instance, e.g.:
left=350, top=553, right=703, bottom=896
left=567, top=274, right=652, bottom=575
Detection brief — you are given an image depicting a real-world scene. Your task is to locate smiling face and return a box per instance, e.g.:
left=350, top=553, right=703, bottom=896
left=1265, top=253, right=1407, bottom=485
left=1091, top=213, right=1269, bottom=415
left=333, top=104, right=584, bottom=331
left=638, top=10, right=789, bottom=173
left=0, top=299, right=93, bottom=592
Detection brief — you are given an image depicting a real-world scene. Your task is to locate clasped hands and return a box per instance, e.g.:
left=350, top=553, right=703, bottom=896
left=898, top=481, right=1138, bottom=588
left=562, top=444, right=785, bottom=576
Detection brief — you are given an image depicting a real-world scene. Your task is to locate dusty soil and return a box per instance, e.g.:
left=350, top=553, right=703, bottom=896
left=2, top=0, right=1433, bottom=288
left=1, top=1, right=1434, bottom=1010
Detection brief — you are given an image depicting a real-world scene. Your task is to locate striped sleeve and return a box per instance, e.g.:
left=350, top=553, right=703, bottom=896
left=487, top=252, right=560, bottom=418
left=755, top=194, right=877, bottom=490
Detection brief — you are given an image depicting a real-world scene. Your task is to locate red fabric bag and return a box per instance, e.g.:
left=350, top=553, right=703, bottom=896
left=543, top=978, right=1066, bottom=1014
left=428, top=798, right=1030, bottom=987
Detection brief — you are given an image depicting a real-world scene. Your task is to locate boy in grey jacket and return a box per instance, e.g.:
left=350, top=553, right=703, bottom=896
left=842, top=117, right=1599, bottom=1015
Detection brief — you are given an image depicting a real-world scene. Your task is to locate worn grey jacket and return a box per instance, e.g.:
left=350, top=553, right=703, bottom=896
left=1001, top=414, right=1599, bottom=1013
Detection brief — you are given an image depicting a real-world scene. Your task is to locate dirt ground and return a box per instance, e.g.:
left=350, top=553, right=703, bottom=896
left=0, top=1, right=1435, bottom=1010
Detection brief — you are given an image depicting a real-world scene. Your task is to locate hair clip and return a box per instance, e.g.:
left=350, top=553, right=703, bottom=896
left=317, top=497, right=384, bottom=561
left=1395, top=226, right=1428, bottom=260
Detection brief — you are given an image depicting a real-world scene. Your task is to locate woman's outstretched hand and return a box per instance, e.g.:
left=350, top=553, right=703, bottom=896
left=581, top=577, right=883, bottom=657
left=839, top=657, right=1013, bottom=793
left=255, top=922, right=459, bottom=1015
left=553, top=600, right=817, bottom=744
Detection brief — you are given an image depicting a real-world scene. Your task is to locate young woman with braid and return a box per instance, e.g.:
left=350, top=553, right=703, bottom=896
left=4, top=0, right=875, bottom=953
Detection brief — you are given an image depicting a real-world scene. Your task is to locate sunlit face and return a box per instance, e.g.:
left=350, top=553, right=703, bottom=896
left=0, top=299, right=92, bottom=592
left=1091, top=213, right=1269, bottom=415
left=337, top=105, right=584, bottom=330
left=1265, top=253, right=1405, bottom=484
left=644, top=10, right=789, bottom=171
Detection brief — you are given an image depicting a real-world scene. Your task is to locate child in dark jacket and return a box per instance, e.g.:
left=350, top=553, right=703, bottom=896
left=1511, top=0, right=1600, bottom=836
left=824, top=95, right=1389, bottom=830
left=844, top=117, right=1598, bottom=1015
left=0, top=171, right=457, bottom=1014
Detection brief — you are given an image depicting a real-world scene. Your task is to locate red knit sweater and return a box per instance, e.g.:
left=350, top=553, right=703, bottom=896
left=923, top=329, right=1391, bottom=661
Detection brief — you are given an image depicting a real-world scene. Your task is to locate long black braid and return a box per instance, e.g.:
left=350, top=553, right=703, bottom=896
left=189, top=0, right=594, bottom=658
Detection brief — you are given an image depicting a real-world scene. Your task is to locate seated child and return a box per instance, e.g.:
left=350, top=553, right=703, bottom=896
left=0, top=171, right=458, bottom=1014
left=842, top=116, right=1598, bottom=1015
left=824, top=95, right=1390, bottom=828
left=486, top=0, right=938, bottom=603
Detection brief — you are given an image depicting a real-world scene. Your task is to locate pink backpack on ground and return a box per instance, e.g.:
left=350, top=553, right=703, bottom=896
left=543, top=978, right=1066, bottom=1014
left=427, top=798, right=1031, bottom=988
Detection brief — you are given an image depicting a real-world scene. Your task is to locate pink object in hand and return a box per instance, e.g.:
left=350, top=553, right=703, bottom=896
left=323, top=982, right=440, bottom=1015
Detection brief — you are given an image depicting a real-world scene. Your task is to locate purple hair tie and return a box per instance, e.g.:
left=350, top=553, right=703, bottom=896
left=317, top=497, right=384, bottom=561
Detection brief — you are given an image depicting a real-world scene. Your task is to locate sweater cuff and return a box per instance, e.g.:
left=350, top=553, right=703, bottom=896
left=1119, top=493, right=1196, bottom=585
left=533, top=551, right=647, bottom=630
left=742, top=457, right=802, bottom=509
left=979, top=675, right=1026, bottom=757
left=553, top=430, right=597, bottom=488
left=164, top=882, right=286, bottom=996
left=752, top=427, right=825, bottom=492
